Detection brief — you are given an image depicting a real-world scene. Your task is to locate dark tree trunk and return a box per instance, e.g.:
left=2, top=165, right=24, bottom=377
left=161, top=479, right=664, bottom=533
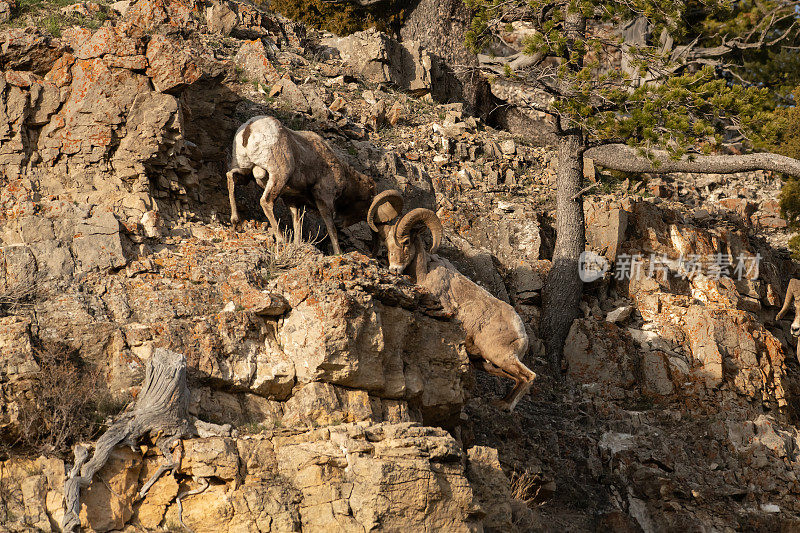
left=541, top=7, right=587, bottom=372
left=542, top=131, right=586, bottom=371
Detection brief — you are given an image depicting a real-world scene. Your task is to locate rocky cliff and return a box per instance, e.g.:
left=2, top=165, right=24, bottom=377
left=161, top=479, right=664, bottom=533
left=1, top=1, right=800, bottom=531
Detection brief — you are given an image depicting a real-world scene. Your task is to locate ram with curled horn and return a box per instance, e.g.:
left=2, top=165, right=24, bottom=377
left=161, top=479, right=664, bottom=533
left=776, top=278, right=800, bottom=361
left=368, top=190, right=537, bottom=411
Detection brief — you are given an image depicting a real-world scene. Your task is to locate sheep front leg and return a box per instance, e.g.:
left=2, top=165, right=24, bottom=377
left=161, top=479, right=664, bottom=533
left=500, top=359, right=536, bottom=412
left=315, top=199, right=341, bottom=254
left=227, top=169, right=247, bottom=226
left=258, top=168, right=286, bottom=245
left=288, top=205, right=303, bottom=246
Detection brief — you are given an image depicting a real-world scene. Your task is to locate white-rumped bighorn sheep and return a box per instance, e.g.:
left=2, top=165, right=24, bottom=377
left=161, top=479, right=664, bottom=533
left=776, top=278, right=800, bottom=359
left=368, top=190, right=537, bottom=411
left=227, top=116, right=376, bottom=254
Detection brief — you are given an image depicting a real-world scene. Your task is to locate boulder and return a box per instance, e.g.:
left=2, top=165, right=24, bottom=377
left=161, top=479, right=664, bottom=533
left=564, top=318, right=638, bottom=398
left=146, top=35, right=202, bottom=93
left=0, top=28, right=65, bottom=74
left=0, top=1, right=11, bottom=24
left=606, top=306, right=632, bottom=323
left=586, top=207, right=629, bottom=262
left=205, top=0, right=238, bottom=35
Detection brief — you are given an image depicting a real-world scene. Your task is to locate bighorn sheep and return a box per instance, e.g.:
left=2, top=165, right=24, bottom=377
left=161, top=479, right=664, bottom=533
left=227, top=116, right=376, bottom=254
left=368, top=190, right=537, bottom=411
left=776, top=278, right=800, bottom=359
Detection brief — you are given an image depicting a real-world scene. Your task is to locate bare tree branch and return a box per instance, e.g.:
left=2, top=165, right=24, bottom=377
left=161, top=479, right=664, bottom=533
left=586, top=144, right=800, bottom=177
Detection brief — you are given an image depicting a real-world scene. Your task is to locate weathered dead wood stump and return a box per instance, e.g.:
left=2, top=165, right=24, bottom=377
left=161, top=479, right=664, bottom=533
left=62, top=348, right=194, bottom=532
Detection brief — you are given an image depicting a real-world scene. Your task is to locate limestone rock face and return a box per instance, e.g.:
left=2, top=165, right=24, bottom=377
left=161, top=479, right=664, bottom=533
left=323, top=29, right=435, bottom=95
left=2, top=424, right=483, bottom=532
left=467, top=446, right=514, bottom=530
left=568, top=196, right=791, bottom=408
left=0, top=316, right=37, bottom=440
left=79, top=447, right=142, bottom=532
left=274, top=423, right=482, bottom=532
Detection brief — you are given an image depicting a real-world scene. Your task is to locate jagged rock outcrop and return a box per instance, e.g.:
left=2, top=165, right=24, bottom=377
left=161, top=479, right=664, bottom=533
left=322, top=29, right=434, bottom=95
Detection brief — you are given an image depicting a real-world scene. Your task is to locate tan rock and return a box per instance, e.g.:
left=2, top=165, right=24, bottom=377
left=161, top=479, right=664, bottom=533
left=0, top=1, right=11, bottom=23
left=119, top=0, right=194, bottom=33
left=387, top=101, right=403, bottom=125
left=565, top=318, right=637, bottom=398
left=72, top=210, right=127, bottom=272
left=205, top=0, right=238, bottom=35
left=322, top=29, right=434, bottom=94
left=0, top=316, right=37, bottom=436
left=467, top=446, right=513, bottom=530
left=80, top=447, right=142, bottom=532
left=586, top=207, right=629, bottom=262
left=276, top=423, right=481, bottom=532
left=135, top=457, right=180, bottom=529
left=181, top=437, right=240, bottom=480
left=329, top=95, right=346, bottom=114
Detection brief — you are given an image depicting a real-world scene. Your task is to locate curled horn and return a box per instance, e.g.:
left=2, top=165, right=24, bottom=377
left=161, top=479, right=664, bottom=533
left=367, top=190, right=404, bottom=232
left=395, top=208, right=443, bottom=254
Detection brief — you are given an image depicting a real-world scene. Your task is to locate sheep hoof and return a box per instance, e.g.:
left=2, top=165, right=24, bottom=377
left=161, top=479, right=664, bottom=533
left=231, top=215, right=241, bottom=227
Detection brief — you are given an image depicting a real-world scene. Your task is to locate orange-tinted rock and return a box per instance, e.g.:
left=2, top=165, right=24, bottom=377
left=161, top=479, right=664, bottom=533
left=44, top=52, right=75, bottom=87
left=119, top=0, right=194, bottom=33
left=145, top=35, right=202, bottom=93
left=234, top=39, right=279, bottom=84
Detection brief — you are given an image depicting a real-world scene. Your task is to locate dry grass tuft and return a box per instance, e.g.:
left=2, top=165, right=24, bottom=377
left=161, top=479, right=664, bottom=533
left=510, top=469, right=543, bottom=506
left=0, top=278, right=38, bottom=316
left=268, top=209, right=325, bottom=270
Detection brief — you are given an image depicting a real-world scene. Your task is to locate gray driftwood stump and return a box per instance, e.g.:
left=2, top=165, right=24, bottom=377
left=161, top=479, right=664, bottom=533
left=62, top=348, right=230, bottom=532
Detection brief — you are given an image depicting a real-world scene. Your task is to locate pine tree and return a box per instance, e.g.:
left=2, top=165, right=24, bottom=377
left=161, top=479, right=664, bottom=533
left=465, top=0, right=800, bottom=370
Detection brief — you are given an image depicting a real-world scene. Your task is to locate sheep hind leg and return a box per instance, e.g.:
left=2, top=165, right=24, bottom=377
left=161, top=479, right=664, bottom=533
left=472, top=358, right=522, bottom=412
left=315, top=198, right=341, bottom=255
left=288, top=205, right=303, bottom=246
left=500, top=359, right=536, bottom=412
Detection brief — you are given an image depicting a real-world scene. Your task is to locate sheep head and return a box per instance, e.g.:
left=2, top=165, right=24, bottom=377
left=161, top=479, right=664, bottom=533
left=368, top=191, right=442, bottom=275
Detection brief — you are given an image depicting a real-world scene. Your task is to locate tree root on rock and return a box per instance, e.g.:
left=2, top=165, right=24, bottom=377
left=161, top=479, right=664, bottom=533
left=61, top=348, right=232, bottom=533
left=177, top=475, right=210, bottom=533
